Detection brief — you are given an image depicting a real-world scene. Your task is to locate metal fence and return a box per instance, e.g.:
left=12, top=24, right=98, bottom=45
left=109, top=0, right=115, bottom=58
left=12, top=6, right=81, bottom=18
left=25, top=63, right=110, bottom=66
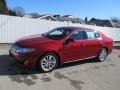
left=0, top=14, right=120, bottom=43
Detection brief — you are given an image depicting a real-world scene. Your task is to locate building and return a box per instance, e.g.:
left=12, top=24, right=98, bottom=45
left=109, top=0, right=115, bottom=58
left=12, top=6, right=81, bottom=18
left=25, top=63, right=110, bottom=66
left=38, top=14, right=58, bottom=21
left=54, top=15, right=84, bottom=24
left=24, top=13, right=84, bottom=24
left=87, top=18, right=120, bottom=28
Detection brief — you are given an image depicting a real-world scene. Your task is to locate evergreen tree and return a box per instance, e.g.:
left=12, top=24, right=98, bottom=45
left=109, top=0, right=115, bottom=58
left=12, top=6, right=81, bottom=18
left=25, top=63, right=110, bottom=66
left=0, top=0, right=8, bottom=14
left=8, top=9, right=17, bottom=16
left=85, top=17, right=88, bottom=22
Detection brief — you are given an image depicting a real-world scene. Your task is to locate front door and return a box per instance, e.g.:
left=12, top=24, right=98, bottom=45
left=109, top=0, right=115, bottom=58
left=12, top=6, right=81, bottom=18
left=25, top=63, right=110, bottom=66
left=61, top=31, right=86, bottom=62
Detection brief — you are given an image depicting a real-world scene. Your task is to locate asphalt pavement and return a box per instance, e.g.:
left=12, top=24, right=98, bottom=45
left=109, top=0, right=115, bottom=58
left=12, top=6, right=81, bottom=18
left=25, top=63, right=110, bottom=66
left=0, top=44, right=120, bottom=90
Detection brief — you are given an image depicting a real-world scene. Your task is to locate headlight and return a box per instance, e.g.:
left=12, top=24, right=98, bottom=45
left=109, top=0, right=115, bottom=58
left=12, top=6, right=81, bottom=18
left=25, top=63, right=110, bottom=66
left=16, top=48, right=35, bottom=53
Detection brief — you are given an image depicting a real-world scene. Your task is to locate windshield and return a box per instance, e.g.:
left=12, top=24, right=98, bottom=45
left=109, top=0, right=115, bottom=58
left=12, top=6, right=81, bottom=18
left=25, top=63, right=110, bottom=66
left=43, top=28, right=71, bottom=40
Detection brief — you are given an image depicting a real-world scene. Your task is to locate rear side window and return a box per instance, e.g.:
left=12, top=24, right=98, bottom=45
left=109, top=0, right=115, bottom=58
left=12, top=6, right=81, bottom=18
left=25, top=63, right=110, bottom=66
left=70, top=31, right=86, bottom=40
left=86, top=31, right=95, bottom=39
left=86, top=31, right=101, bottom=39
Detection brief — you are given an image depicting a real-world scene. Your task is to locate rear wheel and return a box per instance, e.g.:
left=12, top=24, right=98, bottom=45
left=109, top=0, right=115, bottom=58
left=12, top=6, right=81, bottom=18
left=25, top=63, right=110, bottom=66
left=97, top=48, right=108, bottom=62
left=38, top=53, right=58, bottom=72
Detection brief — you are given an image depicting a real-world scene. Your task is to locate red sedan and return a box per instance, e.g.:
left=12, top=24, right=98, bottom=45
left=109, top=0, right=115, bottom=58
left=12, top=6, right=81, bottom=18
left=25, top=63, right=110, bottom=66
left=9, top=27, right=113, bottom=72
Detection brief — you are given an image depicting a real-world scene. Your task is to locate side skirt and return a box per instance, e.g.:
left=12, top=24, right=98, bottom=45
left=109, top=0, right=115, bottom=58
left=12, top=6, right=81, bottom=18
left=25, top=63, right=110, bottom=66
left=63, top=56, right=96, bottom=64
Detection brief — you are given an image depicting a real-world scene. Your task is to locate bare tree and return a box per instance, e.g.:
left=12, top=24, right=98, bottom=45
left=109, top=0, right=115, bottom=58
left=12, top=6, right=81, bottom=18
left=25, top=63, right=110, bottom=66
left=30, top=13, right=40, bottom=18
left=8, top=8, right=17, bottom=16
left=13, top=6, right=25, bottom=16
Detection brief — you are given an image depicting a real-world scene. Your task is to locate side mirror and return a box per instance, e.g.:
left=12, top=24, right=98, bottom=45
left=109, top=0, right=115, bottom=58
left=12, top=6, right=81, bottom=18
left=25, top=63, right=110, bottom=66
left=41, top=33, right=45, bottom=36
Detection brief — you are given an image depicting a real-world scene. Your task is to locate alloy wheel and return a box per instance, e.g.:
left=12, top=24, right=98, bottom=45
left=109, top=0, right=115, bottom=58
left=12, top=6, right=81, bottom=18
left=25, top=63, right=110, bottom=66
left=40, top=54, right=57, bottom=72
left=99, top=48, right=107, bottom=61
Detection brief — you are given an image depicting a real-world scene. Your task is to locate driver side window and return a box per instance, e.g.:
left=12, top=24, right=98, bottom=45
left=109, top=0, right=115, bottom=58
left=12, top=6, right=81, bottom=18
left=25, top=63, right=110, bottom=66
left=49, top=29, right=63, bottom=35
left=70, top=31, right=85, bottom=40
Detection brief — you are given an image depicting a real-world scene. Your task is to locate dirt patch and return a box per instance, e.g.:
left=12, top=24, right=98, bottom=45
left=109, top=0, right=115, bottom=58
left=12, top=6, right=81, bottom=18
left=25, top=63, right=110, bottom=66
left=54, top=72, right=64, bottom=79
left=93, top=66, right=100, bottom=69
left=8, top=74, right=38, bottom=86
left=109, top=63, right=116, bottom=67
left=54, top=72, right=85, bottom=90
left=102, top=65, right=109, bottom=68
left=41, top=77, right=51, bottom=82
left=118, top=55, right=120, bottom=58
left=66, top=71, right=78, bottom=75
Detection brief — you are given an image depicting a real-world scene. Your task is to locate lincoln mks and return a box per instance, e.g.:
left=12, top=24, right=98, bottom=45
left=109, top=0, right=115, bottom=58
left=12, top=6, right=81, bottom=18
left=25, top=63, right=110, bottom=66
left=9, top=27, right=113, bottom=72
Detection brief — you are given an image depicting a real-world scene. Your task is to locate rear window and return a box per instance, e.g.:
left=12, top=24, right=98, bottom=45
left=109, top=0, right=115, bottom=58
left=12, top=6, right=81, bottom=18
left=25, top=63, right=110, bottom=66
left=86, top=31, right=100, bottom=39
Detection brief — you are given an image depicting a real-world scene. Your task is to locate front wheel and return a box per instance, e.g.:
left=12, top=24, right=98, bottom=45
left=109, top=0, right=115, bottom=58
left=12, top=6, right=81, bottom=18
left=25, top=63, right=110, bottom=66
left=97, top=48, right=108, bottom=62
left=38, top=53, right=58, bottom=72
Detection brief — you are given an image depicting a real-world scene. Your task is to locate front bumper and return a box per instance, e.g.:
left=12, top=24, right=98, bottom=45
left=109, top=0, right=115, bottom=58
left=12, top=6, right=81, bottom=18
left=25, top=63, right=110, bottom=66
left=9, top=49, right=37, bottom=69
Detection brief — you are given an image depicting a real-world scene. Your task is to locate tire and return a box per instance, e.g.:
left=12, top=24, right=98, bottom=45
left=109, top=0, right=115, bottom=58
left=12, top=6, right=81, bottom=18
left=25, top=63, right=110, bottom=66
left=97, top=48, right=108, bottom=62
left=38, top=53, right=58, bottom=73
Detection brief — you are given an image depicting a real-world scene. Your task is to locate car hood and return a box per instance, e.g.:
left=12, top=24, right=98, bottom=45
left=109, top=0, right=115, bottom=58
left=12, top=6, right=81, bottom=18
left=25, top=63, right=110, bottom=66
left=16, top=34, right=53, bottom=47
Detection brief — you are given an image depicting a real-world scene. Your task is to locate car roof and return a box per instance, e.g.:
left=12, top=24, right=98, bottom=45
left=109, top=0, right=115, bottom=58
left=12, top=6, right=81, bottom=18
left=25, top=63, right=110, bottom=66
left=59, top=27, right=93, bottom=31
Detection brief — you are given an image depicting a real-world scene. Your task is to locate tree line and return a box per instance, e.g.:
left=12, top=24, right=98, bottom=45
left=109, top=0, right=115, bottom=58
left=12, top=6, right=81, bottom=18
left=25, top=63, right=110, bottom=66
left=0, top=0, right=120, bottom=23
left=0, top=0, right=25, bottom=16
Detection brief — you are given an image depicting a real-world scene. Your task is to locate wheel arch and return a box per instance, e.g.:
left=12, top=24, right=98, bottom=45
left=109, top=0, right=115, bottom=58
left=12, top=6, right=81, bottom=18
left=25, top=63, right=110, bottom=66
left=36, top=51, right=61, bottom=69
left=102, top=46, right=108, bottom=52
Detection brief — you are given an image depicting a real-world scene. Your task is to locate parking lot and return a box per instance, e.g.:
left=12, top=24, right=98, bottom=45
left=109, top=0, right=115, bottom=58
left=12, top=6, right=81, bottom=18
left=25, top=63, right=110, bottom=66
left=0, top=44, right=120, bottom=90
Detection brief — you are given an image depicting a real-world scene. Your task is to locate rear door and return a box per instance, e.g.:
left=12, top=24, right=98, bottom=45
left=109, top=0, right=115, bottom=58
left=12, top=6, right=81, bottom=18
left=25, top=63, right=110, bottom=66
left=84, top=30, right=102, bottom=57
